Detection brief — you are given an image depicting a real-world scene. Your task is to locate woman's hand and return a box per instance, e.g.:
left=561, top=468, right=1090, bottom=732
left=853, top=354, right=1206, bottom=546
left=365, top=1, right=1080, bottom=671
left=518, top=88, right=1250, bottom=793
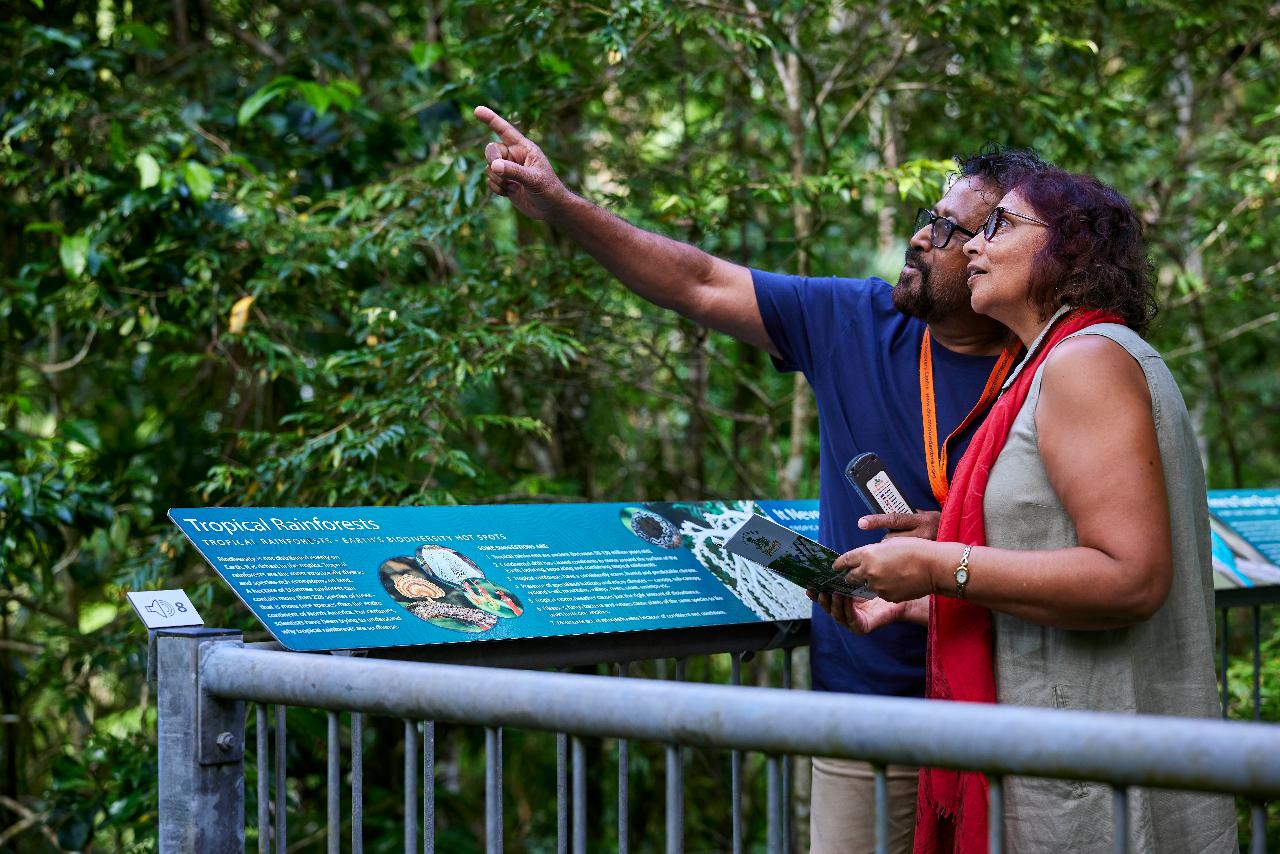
left=833, top=537, right=955, bottom=602
left=807, top=589, right=912, bottom=634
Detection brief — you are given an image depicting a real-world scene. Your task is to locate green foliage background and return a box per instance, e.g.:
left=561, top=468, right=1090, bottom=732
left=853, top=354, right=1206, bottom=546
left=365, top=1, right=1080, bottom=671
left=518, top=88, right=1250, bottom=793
left=2, top=0, right=1277, bottom=849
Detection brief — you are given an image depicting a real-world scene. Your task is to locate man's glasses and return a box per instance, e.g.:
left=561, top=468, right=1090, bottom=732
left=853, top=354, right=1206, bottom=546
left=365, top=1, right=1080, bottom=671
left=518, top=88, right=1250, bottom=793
left=913, top=208, right=977, bottom=249
left=981, top=206, right=1050, bottom=240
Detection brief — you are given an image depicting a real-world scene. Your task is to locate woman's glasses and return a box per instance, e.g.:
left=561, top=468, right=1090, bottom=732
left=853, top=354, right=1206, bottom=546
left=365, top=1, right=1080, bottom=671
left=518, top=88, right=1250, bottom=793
left=981, top=206, right=1050, bottom=240
left=913, top=208, right=977, bottom=249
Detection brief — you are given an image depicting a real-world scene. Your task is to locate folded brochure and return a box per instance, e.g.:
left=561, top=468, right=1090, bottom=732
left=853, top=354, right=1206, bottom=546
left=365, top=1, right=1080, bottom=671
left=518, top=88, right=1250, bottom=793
left=723, top=514, right=874, bottom=599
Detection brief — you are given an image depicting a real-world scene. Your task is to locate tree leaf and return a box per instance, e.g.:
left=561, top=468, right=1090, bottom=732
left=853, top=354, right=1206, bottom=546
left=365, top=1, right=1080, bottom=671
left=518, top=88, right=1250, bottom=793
left=24, top=221, right=64, bottom=234
left=182, top=161, right=213, bottom=201
left=135, top=152, right=160, bottom=190
left=296, top=81, right=331, bottom=114
left=117, top=21, right=161, bottom=51
left=228, top=295, right=255, bottom=334
left=410, top=42, right=442, bottom=70
left=65, top=420, right=102, bottom=452
left=237, top=78, right=296, bottom=126
left=59, top=234, right=89, bottom=279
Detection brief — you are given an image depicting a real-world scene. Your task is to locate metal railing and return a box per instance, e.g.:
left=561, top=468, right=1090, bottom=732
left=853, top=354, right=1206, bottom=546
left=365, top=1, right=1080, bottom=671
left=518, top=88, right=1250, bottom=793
left=1217, top=593, right=1274, bottom=722
left=154, top=616, right=1278, bottom=854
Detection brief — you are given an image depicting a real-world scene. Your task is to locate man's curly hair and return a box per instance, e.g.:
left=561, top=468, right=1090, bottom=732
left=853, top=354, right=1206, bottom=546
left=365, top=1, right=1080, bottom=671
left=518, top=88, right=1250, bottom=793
left=955, top=143, right=1051, bottom=196
left=1014, top=169, right=1157, bottom=335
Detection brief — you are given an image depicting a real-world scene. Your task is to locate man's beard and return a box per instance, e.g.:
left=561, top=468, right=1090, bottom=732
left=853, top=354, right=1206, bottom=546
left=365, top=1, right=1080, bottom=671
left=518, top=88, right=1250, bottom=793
left=893, top=248, right=969, bottom=323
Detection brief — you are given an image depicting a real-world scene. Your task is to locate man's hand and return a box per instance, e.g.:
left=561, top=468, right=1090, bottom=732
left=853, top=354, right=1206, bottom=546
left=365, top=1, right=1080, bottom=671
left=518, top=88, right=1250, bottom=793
left=858, top=510, right=941, bottom=541
left=474, top=105, right=567, bottom=221
left=807, top=589, right=910, bottom=634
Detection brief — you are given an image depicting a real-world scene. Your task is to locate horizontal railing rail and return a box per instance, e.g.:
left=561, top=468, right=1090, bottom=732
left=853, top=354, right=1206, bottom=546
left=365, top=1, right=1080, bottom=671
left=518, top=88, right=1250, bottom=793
left=201, top=643, right=1280, bottom=800
left=155, top=594, right=1276, bottom=853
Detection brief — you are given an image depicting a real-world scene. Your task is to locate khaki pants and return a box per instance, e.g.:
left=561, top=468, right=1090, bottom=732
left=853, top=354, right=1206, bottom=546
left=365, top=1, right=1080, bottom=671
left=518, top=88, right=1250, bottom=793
left=809, top=758, right=917, bottom=854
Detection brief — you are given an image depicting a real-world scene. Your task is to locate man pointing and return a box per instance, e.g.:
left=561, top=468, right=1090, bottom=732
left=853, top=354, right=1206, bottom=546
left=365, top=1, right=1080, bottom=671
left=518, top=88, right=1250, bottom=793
left=476, top=104, right=1045, bottom=853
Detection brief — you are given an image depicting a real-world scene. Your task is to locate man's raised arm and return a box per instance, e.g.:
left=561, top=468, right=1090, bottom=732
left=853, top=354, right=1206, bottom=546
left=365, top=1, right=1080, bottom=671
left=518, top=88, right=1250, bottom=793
left=474, top=106, right=777, bottom=357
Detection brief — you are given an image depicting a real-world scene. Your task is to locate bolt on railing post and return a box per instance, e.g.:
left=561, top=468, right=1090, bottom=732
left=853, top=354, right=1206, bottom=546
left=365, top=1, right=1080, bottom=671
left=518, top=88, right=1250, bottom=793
left=157, top=627, right=245, bottom=854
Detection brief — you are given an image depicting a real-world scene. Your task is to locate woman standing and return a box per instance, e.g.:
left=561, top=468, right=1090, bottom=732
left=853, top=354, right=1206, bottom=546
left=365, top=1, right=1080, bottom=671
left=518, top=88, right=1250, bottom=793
left=820, top=170, right=1238, bottom=852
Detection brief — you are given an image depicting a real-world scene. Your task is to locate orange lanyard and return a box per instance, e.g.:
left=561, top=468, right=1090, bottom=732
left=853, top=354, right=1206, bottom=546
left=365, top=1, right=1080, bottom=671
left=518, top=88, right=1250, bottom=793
left=918, top=330, right=1021, bottom=505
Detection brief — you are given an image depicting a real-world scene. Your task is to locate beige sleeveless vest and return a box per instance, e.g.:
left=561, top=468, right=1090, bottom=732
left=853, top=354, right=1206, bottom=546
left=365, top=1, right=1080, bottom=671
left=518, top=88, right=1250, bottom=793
left=983, top=322, right=1238, bottom=853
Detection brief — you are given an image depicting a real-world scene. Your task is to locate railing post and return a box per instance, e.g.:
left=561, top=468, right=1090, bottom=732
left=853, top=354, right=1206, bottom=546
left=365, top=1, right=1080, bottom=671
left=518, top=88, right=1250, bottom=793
left=157, top=627, right=246, bottom=854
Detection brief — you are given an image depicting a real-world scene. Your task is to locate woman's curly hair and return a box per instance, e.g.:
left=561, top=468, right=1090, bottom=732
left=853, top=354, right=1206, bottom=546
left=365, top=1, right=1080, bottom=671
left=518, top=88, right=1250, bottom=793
left=1013, top=169, right=1157, bottom=335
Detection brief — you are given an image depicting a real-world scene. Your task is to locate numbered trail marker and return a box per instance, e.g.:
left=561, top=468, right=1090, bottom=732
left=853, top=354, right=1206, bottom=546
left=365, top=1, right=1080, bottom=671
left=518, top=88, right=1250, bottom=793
left=126, top=589, right=204, bottom=629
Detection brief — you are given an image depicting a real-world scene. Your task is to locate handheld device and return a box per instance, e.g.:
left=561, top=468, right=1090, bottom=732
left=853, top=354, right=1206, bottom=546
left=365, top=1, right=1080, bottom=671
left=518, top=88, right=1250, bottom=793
left=845, top=452, right=915, bottom=516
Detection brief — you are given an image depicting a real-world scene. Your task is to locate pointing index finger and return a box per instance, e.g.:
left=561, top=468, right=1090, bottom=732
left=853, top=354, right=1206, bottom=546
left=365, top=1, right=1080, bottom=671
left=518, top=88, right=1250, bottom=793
left=473, top=105, right=529, bottom=148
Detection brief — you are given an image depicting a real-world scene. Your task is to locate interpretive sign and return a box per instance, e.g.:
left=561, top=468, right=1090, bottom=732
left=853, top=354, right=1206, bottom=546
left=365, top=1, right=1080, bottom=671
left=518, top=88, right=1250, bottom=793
left=1208, top=489, right=1280, bottom=591
left=170, top=501, right=820, bottom=652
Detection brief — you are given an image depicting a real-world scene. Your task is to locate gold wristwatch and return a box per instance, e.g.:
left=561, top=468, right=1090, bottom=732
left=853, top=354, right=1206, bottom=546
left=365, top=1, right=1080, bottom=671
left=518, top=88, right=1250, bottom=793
left=954, top=545, right=973, bottom=599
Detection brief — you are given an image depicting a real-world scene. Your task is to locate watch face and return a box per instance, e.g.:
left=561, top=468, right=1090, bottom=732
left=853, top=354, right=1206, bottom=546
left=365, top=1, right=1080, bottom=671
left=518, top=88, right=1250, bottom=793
left=955, top=567, right=969, bottom=584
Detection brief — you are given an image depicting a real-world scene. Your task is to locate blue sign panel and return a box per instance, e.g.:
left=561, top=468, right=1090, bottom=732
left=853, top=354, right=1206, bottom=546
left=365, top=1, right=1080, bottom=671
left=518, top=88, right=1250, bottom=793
left=171, top=500, right=820, bottom=652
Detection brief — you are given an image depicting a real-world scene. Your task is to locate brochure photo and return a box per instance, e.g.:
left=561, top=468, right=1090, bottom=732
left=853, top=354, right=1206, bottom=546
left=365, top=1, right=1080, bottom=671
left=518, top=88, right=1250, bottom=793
left=723, top=514, right=874, bottom=600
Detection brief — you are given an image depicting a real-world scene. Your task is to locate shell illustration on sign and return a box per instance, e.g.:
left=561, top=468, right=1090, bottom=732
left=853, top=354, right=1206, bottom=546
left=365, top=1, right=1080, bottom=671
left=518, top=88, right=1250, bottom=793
left=619, top=507, right=683, bottom=548
left=379, top=547, right=523, bottom=635
left=461, top=578, right=524, bottom=618
left=415, top=543, right=485, bottom=587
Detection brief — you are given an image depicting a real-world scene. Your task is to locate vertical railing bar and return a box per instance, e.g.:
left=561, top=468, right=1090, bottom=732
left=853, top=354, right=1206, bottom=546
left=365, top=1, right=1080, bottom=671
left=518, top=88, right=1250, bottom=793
left=404, top=719, right=419, bottom=854
left=557, top=732, right=569, bottom=854
left=257, top=704, right=269, bottom=854
left=617, top=662, right=630, bottom=854
left=667, top=657, right=686, bottom=854
left=1250, top=802, right=1266, bottom=854
left=496, top=727, right=503, bottom=843
left=275, top=705, right=287, bottom=854
left=352, top=712, right=364, bottom=854
left=731, top=653, right=743, bottom=854
left=872, top=763, right=889, bottom=854
left=423, top=720, right=434, bottom=854
left=665, top=742, right=681, bottom=854
left=1220, top=607, right=1230, bottom=718
left=1253, top=605, right=1262, bottom=721
left=987, top=775, right=1004, bottom=854
left=327, top=711, right=340, bottom=854
left=781, top=649, right=793, bottom=854
left=1112, top=786, right=1129, bottom=854
left=572, top=734, right=587, bottom=854
left=486, top=726, right=503, bottom=854
left=766, top=755, right=783, bottom=854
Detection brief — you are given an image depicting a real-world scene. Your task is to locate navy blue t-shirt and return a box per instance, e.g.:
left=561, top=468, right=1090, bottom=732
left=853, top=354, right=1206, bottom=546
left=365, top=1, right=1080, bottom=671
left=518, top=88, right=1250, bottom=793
left=753, top=269, right=1000, bottom=697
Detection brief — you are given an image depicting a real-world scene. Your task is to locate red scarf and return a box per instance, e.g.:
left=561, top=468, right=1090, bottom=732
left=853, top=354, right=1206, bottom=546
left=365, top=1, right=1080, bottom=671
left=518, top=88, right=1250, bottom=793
left=914, top=308, right=1123, bottom=854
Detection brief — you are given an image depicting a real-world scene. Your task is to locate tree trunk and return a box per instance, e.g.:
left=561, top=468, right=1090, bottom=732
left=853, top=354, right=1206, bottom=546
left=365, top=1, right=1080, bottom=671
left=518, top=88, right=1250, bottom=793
left=1173, top=54, right=1241, bottom=486
left=778, top=49, right=814, bottom=500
